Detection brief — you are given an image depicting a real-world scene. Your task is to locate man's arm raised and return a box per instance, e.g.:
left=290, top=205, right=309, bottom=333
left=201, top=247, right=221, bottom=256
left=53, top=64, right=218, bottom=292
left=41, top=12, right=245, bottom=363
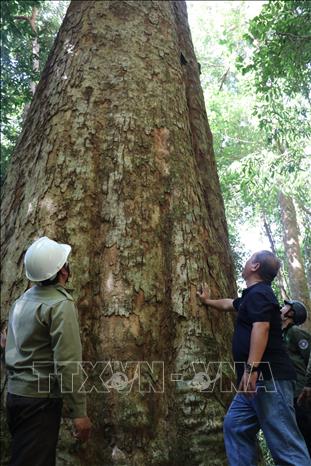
left=196, top=283, right=234, bottom=312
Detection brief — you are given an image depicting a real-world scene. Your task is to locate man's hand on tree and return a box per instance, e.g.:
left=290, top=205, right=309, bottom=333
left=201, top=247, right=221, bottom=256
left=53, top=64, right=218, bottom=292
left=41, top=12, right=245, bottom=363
left=73, top=416, right=92, bottom=442
left=297, top=387, right=311, bottom=407
left=196, top=282, right=211, bottom=304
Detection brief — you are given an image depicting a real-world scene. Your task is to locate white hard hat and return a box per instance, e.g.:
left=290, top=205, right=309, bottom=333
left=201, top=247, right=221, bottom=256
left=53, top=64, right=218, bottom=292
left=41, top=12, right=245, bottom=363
left=24, top=236, right=71, bottom=282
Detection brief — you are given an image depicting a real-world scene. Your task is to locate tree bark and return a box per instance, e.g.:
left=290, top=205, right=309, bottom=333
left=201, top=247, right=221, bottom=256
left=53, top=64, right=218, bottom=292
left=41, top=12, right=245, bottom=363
left=279, top=191, right=311, bottom=329
left=1, top=2, right=236, bottom=465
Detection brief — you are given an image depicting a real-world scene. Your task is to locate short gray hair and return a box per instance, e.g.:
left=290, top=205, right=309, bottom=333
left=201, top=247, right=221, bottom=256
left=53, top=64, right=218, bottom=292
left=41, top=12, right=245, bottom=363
left=253, top=251, right=281, bottom=283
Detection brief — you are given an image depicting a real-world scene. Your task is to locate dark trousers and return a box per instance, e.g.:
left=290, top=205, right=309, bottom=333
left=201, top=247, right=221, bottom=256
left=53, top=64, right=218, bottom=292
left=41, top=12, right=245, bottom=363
left=294, top=398, right=311, bottom=457
left=6, top=393, right=63, bottom=466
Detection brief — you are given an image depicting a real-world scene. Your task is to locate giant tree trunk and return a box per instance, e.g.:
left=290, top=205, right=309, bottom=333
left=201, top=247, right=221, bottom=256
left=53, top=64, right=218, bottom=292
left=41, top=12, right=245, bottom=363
left=279, top=192, right=311, bottom=329
left=1, top=2, right=236, bottom=465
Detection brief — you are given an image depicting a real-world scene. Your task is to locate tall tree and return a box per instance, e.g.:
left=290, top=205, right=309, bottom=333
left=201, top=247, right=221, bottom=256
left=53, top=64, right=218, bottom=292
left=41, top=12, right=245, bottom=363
left=1, top=0, right=69, bottom=181
left=1, top=2, right=236, bottom=465
left=279, top=192, right=311, bottom=329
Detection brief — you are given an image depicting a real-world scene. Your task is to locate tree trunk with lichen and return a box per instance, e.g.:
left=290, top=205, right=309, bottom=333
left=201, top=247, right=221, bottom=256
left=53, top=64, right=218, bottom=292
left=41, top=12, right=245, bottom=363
left=279, top=192, right=311, bottom=330
left=1, top=2, right=236, bottom=465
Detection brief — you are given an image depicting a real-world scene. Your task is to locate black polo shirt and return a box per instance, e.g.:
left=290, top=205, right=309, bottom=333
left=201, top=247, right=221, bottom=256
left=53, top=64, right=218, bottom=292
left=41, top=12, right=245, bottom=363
left=232, top=282, right=296, bottom=384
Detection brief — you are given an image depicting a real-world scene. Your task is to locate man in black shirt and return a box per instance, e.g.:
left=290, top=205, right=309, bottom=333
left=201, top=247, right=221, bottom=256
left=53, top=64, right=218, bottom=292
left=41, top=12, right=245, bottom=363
left=197, top=250, right=310, bottom=465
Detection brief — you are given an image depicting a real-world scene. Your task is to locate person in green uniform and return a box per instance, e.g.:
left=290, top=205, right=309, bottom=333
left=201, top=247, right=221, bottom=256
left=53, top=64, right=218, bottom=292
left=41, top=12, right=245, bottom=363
left=281, top=299, right=311, bottom=456
left=5, top=236, right=92, bottom=466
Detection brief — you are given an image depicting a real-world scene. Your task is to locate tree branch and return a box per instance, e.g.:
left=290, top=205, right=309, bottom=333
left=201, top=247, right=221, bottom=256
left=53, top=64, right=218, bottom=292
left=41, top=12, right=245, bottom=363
left=14, top=7, right=37, bottom=34
left=276, top=32, right=311, bottom=40
left=218, top=67, right=230, bottom=92
left=14, top=15, right=29, bottom=21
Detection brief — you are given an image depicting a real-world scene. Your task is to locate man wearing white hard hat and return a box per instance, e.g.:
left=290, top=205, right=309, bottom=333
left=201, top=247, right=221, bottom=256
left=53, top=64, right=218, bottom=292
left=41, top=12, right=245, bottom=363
left=5, top=237, right=91, bottom=466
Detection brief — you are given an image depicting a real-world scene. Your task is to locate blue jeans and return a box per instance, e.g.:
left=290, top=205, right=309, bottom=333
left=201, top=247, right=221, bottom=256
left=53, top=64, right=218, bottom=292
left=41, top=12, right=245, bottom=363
left=223, top=380, right=311, bottom=466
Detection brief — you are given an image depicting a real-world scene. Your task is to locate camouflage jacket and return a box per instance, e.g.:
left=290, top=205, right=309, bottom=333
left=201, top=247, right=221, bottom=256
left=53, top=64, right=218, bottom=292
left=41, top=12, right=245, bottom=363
left=283, top=324, right=311, bottom=398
